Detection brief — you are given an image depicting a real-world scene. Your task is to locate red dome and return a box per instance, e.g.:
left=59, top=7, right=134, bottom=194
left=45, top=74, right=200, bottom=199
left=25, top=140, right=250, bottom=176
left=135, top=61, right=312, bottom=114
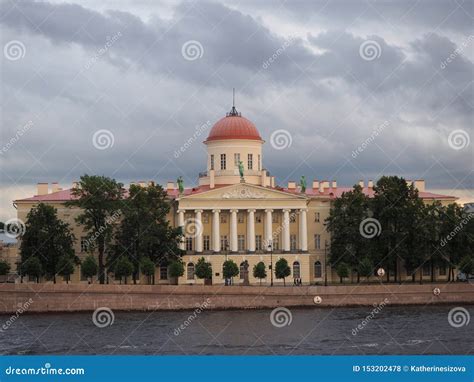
left=206, top=115, right=262, bottom=142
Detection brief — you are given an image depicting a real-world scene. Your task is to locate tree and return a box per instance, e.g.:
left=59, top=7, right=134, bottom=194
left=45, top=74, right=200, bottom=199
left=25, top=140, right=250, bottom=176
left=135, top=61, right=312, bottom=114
left=336, top=262, right=349, bottom=283
left=81, top=255, right=98, bottom=284
left=169, top=260, right=184, bottom=285
left=222, top=259, right=239, bottom=284
left=275, top=258, right=291, bottom=286
left=19, top=203, right=77, bottom=283
left=57, top=256, right=75, bottom=283
left=66, top=174, right=124, bottom=284
left=141, top=257, right=156, bottom=285
left=111, top=183, right=183, bottom=284
left=253, top=261, right=267, bottom=285
left=0, top=260, right=11, bottom=280
left=195, top=257, right=212, bottom=284
left=357, top=257, right=373, bottom=282
left=458, top=255, right=473, bottom=276
left=21, top=256, right=42, bottom=283
left=114, top=256, right=133, bottom=284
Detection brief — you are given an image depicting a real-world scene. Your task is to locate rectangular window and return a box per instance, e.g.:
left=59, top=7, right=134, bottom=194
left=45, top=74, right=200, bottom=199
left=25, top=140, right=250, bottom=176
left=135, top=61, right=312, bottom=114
left=314, top=234, right=321, bottom=249
left=290, top=213, right=296, bottom=223
left=220, top=214, right=227, bottom=224
left=160, top=266, right=168, bottom=280
left=255, top=235, right=262, bottom=251
left=258, top=154, right=261, bottom=171
left=422, top=263, right=430, bottom=276
left=220, top=154, right=226, bottom=170
left=248, top=154, right=253, bottom=170
left=238, top=213, right=244, bottom=224
left=439, top=265, right=447, bottom=276
left=238, top=235, right=245, bottom=251
left=203, top=235, right=210, bottom=251
left=273, top=236, right=280, bottom=250
left=290, top=234, right=297, bottom=251
left=186, top=237, right=193, bottom=251
left=202, top=213, right=209, bottom=224
left=210, top=154, right=214, bottom=170
left=234, top=153, right=240, bottom=168
left=255, top=213, right=262, bottom=223
left=272, top=214, right=279, bottom=223
left=80, top=237, right=88, bottom=253
left=220, top=235, right=228, bottom=250
left=315, top=212, right=320, bottom=223
left=80, top=267, right=88, bottom=281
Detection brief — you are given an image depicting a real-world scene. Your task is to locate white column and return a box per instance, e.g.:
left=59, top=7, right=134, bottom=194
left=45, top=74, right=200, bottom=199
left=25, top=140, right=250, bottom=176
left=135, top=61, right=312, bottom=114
left=282, top=209, right=291, bottom=252
left=230, top=209, right=238, bottom=252
left=299, top=208, right=308, bottom=252
left=178, top=209, right=185, bottom=250
left=265, top=209, right=273, bottom=251
left=247, top=209, right=256, bottom=252
left=212, top=209, right=221, bottom=252
left=195, top=209, right=203, bottom=253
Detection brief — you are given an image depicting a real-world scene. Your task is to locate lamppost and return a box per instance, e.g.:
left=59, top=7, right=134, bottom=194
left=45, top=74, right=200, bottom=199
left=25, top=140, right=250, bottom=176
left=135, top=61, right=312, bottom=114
left=267, top=241, right=273, bottom=287
left=224, top=240, right=229, bottom=285
left=324, top=240, right=329, bottom=287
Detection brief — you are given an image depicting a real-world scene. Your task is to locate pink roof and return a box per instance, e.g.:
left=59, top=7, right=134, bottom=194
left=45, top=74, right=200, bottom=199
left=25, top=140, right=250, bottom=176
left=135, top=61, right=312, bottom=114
left=15, top=185, right=457, bottom=202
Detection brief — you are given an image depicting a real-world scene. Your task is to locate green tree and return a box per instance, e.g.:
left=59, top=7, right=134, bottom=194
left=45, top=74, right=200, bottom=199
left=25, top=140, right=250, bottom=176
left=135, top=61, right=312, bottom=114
left=21, top=256, right=43, bottom=283
left=195, top=257, right=212, bottom=283
left=336, top=262, right=349, bottom=283
left=0, top=260, right=11, bottom=280
left=114, top=256, right=133, bottom=284
left=81, top=255, right=98, bottom=283
left=253, top=261, right=267, bottom=285
left=112, top=183, right=183, bottom=284
left=222, top=259, right=239, bottom=284
left=275, top=258, right=291, bottom=286
left=57, top=255, right=75, bottom=283
left=458, top=255, right=473, bottom=276
left=141, top=257, right=156, bottom=285
left=169, top=260, right=184, bottom=285
left=66, top=174, right=124, bottom=284
left=357, top=257, right=373, bottom=282
left=19, top=203, right=77, bottom=283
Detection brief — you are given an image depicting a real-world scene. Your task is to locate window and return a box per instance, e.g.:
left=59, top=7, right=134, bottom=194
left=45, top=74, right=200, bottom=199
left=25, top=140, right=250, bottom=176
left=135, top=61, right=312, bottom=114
left=272, top=214, right=279, bottom=223
left=293, top=261, right=300, bottom=279
left=160, top=266, right=168, bottom=280
left=258, top=154, right=261, bottom=171
left=80, top=237, right=89, bottom=253
left=439, top=264, right=447, bottom=276
left=234, top=153, right=240, bottom=168
left=314, top=212, right=320, bottom=222
left=273, top=236, right=280, bottom=251
left=314, top=261, right=322, bottom=278
left=187, top=263, right=195, bottom=280
left=255, top=213, right=262, bottom=223
left=203, top=235, right=210, bottom=251
left=202, top=213, right=209, bottom=224
left=255, top=235, right=262, bottom=251
left=290, top=213, right=296, bottom=223
left=185, top=212, right=193, bottom=219
left=314, top=234, right=321, bottom=250
left=422, top=263, right=430, bottom=276
left=80, top=267, right=88, bottom=281
left=290, top=234, right=297, bottom=251
left=220, top=214, right=227, bottom=224
left=185, top=237, right=193, bottom=251
left=238, top=235, right=245, bottom=251
left=240, top=262, right=246, bottom=279
left=210, top=154, right=214, bottom=170
left=238, top=213, right=244, bottom=223
left=248, top=154, right=253, bottom=170
left=220, top=154, right=226, bottom=170
left=220, top=235, right=228, bottom=250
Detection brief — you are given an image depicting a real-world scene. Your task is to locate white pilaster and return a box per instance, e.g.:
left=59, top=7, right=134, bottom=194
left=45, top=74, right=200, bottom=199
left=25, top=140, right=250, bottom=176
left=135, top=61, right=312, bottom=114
left=212, top=209, right=221, bottom=252
left=265, top=209, right=273, bottom=251
left=178, top=209, right=185, bottom=250
left=247, top=209, right=256, bottom=252
left=230, top=209, right=238, bottom=252
left=282, top=209, right=291, bottom=252
left=299, top=208, right=308, bottom=252
left=195, top=209, right=203, bottom=253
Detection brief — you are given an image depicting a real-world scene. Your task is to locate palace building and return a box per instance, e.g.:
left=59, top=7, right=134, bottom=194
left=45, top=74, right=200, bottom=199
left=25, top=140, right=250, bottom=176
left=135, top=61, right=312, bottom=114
left=12, top=104, right=457, bottom=285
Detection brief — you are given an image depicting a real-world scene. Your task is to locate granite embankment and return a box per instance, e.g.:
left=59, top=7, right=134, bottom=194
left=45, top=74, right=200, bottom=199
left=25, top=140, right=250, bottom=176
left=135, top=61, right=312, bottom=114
left=0, top=283, right=473, bottom=314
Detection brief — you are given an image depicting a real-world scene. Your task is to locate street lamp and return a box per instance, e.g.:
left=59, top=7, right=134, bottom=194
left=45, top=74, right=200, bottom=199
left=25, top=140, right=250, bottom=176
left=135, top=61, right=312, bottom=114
left=324, top=240, right=329, bottom=287
left=267, top=241, right=273, bottom=287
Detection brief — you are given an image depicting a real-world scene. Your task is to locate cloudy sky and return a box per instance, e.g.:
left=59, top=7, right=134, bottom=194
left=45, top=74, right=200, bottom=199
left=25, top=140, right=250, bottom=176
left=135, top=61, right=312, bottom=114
left=1, top=0, right=473, bottom=221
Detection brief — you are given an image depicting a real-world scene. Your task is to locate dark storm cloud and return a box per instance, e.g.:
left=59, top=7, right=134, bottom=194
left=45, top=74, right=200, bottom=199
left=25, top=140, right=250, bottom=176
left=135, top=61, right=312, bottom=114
left=0, top=0, right=472, bottom=221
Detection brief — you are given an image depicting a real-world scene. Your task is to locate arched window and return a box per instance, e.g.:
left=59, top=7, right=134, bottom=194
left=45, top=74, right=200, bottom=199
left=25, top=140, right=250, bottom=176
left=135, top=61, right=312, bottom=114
left=293, top=261, right=300, bottom=279
left=187, top=263, right=195, bottom=280
left=240, top=262, right=246, bottom=279
left=314, top=261, right=322, bottom=278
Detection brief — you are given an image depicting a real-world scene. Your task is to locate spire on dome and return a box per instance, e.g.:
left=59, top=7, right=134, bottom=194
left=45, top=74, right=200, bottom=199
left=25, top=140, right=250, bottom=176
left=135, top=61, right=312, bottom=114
left=226, top=88, right=241, bottom=117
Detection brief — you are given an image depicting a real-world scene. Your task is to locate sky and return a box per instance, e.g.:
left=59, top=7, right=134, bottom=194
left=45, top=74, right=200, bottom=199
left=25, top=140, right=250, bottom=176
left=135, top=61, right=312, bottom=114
left=0, top=0, right=473, bottom=221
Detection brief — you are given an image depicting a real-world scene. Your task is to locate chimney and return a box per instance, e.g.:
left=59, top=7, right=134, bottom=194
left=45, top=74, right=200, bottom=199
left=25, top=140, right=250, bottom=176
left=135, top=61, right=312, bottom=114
left=138, top=181, right=146, bottom=188
left=209, top=169, right=215, bottom=189
left=319, top=182, right=324, bottom=193
left=368, top=180, right=374, bottom=188
left=270, top=176, right=275, bottom=188
left=166, top=182, right=175, bottom=191
left=312, top=180, right=319, bottom=190
left=322, top=180, right=330, bottom=189
left=359, top=180, right=364, bottom=188
left=37, top=183, right=48, bottom=195
left=51, top=182, right=60, bottom=193
left=288, top=181, right=296, bottom=190
left=71, top=181, right=79, bottom=190
left=261, top=170, right=268, bottom=187
left=414, top=180, right=425, bottom=192
left=332, top=180, right=337, bottom=189
left=148, top=180, right=155, bottom=187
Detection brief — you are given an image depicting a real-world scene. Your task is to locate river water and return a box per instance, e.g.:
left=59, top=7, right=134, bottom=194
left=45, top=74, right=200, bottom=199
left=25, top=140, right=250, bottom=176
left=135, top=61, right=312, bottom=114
left=0, top=305, right=472, bottom=355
